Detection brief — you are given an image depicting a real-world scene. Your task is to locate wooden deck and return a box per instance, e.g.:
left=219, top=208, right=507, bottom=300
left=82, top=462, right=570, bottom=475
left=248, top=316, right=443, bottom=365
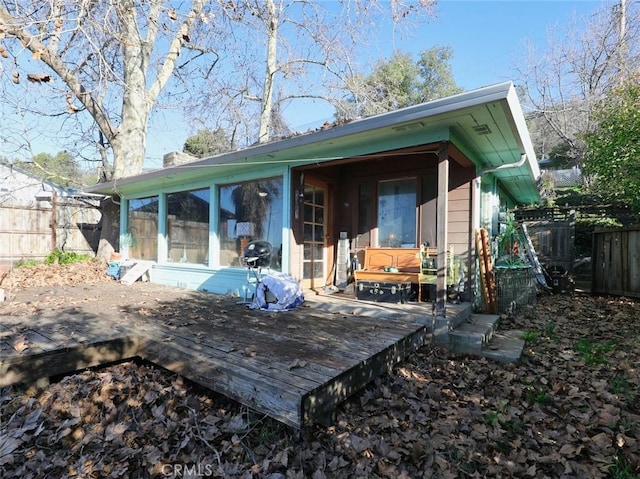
left=0, top=283, right=429, bottom=429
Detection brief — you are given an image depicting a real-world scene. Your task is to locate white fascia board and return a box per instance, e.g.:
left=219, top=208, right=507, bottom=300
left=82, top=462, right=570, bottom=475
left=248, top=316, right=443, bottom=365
left=505, top=84, right=540, bottom=181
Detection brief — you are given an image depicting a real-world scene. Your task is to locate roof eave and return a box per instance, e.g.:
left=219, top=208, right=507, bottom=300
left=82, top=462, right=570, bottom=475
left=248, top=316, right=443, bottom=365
left=84, top=82, right=517, bottom=196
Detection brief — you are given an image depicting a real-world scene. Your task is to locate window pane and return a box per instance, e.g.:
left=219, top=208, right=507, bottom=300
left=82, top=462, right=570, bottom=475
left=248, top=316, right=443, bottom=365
left=303, top=262, right=312, bottom=278
left=377, top=178, right=417, bottom=247
left=167, top=188, right=210, bottom=265
left=219, top=177, right=283, bottom=269
left=127, top=197, right=158, bottom=261
left=304, top=204, right=314, bottom=223
left=304, top=186, right=314, bottom=203
left=303, top=223, right=313, bottom=242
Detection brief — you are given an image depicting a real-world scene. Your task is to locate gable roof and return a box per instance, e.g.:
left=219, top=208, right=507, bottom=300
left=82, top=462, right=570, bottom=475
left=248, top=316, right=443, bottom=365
left=85, top=81, right=540, bottom=204
left=0, top=162, right=105, bottom=211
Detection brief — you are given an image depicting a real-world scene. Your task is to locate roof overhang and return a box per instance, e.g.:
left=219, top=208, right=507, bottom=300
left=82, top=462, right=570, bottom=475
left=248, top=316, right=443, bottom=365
left=85, top=81, right=540, bottom=204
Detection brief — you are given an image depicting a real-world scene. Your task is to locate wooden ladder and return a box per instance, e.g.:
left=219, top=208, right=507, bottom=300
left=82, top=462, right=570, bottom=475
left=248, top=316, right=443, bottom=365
left=475, top=228, right=497, bottom=314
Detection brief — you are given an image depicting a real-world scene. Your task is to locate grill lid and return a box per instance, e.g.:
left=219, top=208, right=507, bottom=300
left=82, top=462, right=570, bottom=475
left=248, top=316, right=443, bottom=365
left=243, top=240, right=273, bottom=267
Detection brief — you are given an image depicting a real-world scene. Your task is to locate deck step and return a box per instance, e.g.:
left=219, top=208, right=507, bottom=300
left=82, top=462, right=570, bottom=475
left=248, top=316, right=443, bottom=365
left=481, top=329, right=526, bottom=363
left=448, top=314, right=499, bottom=354
left=448, top=314, right=525, bottom=363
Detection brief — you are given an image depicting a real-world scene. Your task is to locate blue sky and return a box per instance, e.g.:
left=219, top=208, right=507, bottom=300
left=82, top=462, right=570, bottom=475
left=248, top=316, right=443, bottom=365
left=282, top=0, right=611, bottom=127
left=146, top=0, right=611, bottom=168
left=0, top=1, right=614, bottom=169
left=411, top=0, right=598, bottom=90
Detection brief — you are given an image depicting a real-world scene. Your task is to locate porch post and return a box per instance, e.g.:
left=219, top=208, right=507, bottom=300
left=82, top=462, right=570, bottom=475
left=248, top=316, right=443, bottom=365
left=436, top=145, right=449, bottom=320
left=158, top=193, right=168, bottom=262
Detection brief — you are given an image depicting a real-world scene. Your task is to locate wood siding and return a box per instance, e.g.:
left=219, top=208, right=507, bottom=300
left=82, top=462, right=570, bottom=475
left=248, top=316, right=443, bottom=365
left=448, top=162, right=474, bottom=258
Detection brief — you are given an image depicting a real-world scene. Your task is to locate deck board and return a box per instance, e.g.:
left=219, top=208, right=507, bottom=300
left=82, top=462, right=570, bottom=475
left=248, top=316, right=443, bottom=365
left=0, top=283, right=429, bottom=429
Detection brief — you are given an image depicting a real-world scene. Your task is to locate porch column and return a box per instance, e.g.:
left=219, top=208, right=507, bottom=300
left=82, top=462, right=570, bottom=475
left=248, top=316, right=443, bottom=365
left=436, top=145, right=449, bottom=319
left=158, top=193, right=168, bottom=262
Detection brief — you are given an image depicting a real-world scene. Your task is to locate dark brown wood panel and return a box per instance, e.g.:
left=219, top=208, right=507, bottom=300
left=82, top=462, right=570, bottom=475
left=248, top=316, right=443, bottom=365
left=0, top=336, right=141, bottom=387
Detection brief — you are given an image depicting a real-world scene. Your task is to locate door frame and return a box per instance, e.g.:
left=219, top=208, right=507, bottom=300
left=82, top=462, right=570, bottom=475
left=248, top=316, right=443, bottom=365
left=302, top=176, right=333, bottom=291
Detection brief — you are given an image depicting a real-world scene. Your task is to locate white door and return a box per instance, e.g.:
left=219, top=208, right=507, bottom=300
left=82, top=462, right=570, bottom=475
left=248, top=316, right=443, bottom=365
left=301, top=181, right=328, bottom=290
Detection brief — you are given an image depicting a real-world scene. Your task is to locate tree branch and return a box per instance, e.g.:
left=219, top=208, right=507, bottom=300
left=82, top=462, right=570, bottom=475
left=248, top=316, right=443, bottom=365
left=0, top=6, right=117, bottom=141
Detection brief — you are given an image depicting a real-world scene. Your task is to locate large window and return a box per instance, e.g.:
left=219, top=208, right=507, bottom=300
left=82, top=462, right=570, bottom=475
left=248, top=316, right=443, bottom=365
left=377, top=178, right=417, bottom=247
left=219, top=177, right=283, bottom=268
left=167, top=188, right=210, bottom=264
left=127, top=196, right=158, bottom=260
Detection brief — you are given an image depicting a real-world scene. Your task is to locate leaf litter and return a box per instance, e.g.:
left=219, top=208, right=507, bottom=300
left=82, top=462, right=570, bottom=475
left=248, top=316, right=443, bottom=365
left=0, top=264, right=639, bottom=478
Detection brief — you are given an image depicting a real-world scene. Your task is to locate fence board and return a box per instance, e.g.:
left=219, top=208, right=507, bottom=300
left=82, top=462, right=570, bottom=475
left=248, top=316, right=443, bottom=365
left=592, top=227, right=640, bottom=298
left=0, top=201, right=101, bottom=264
left=128, top=213, right=158, bottom=261
left=522, top=220, right=574, bottom=273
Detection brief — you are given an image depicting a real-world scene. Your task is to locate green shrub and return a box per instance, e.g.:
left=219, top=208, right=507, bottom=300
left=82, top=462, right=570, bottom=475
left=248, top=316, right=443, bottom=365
left=574, top=215, right=623, bottom=257
left=44, top=249, right=92, bottom=265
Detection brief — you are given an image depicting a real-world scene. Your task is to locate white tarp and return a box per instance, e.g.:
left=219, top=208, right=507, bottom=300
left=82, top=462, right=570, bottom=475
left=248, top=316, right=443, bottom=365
left=247, top=272, right=304, bottom=311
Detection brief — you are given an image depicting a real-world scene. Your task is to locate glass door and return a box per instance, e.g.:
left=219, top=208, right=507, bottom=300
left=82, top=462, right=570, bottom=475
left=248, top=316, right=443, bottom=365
left=302, top=182, right=328, bottom=290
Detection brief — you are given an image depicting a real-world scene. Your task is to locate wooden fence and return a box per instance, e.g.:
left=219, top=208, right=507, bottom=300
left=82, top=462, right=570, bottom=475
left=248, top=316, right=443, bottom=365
left=521, top=218, right=575, bottom=273
left=514, top=208, right=575, bottom=273
left=515, top=205, right=636, bottom=225
left=0, top=197, right=101, bottom=265
left=592, top=227, right=640, bottom=298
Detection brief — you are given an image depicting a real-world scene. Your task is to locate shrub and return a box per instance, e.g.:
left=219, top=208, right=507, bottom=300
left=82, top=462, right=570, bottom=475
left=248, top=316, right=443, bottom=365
left=44, top=249, right=92, bottom=265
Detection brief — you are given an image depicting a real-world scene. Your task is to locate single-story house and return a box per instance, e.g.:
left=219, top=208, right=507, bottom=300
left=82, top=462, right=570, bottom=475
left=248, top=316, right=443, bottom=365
left=84, top=81, right=540, bottom=315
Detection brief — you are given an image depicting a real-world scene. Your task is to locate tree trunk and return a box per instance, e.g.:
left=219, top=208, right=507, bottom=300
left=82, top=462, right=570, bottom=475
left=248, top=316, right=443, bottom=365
left=111, top=126, right=147, bottom=179
left=96, top=197, right=121, bottom=261
left=258, top=0, right=279, bottom=143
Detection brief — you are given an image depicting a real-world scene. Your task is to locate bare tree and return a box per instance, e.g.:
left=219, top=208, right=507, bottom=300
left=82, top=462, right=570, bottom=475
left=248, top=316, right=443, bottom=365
left=0, top=0, right=220, bottom=258
left=517, top=0, right=640, bottom=165
left=0, top=0, right=435, bottom=256
left=188, top=0, right=436, bottom=144
left=0, top=0, right=211, bottom=180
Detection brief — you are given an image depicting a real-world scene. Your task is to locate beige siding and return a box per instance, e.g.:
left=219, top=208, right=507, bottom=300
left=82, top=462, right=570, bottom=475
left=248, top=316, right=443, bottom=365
left=447, top=181, right=472, bottom=257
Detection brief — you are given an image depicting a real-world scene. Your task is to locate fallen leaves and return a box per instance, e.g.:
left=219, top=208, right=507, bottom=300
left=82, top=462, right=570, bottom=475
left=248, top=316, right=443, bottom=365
left=288, top=358, right=307, bottom=370
left=1, top=264, right=639, bottom=477
left=0, top=260, right=112, bottom=291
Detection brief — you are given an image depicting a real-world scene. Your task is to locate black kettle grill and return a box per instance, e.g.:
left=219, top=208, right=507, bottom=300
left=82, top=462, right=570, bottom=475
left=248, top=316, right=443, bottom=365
left=238, top=240, right=273, bottom=304
left=242, top=240, right=273, bottom=268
